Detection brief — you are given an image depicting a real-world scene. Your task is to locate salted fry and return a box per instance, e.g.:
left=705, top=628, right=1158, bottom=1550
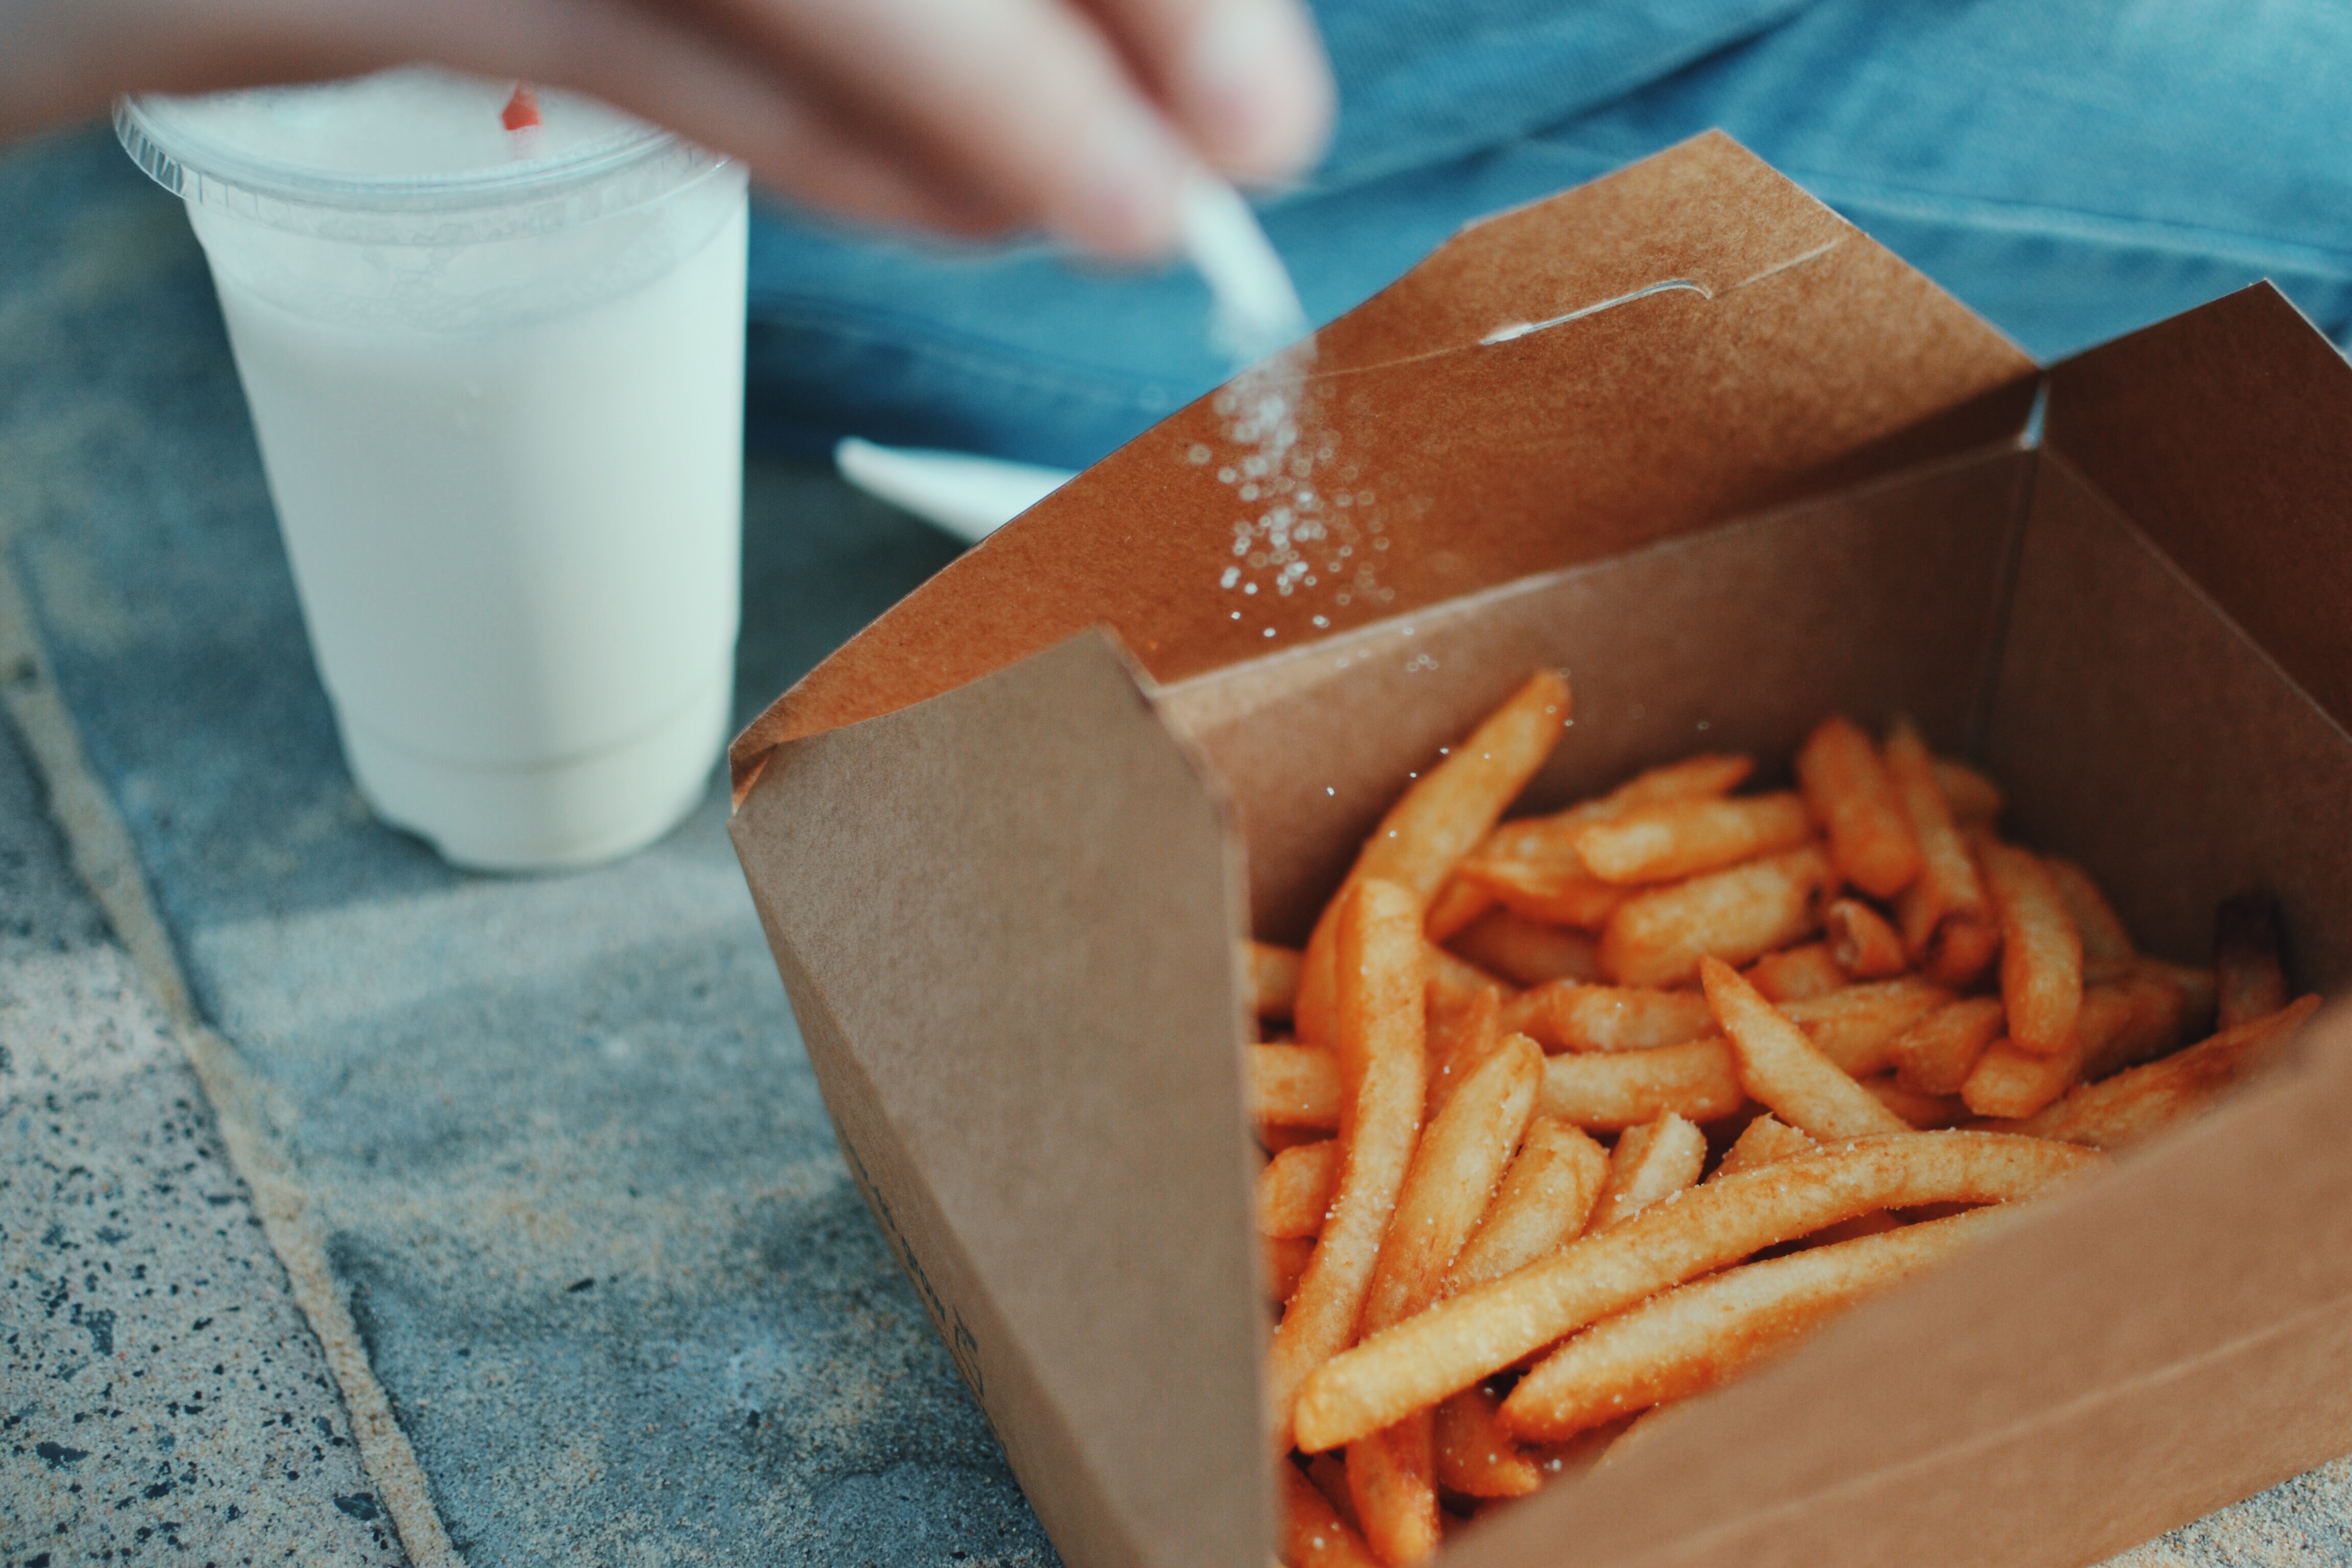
left=2080, top=966, right=2201, bottom=1081
left=1540, top=1039, right=1746, bottom=1131
left=1251, top=1044, right=1343, bottom=1129
left=1444, top=1120, right=1610, bottom=1293
left=1446, top=909, right=1604, bottom=987
left=1712, top=1113, right=1816, bottom=1178
left=1702, top=958, right=1908, bottom=1139
left=1493, top=987, right=1562, bottom=1051
left=1546, top=986, right=1718, bottom=1053
left=1931, top=757, right=2003, bottom=825
left=1797, top=716, right=1922, bottom=899
left=1573, top=793, right=1815, bottom=886
left=1268, top=881, right=1430, bottom=1451
left=1433, top=1384, right=1541, bottom=1498
left=1290, top=1133, right=2102, bottom=1452
left=1744, top=942, right=1846, bottom=1003
left=1463, top=860, right=1629, bottom=932
left=1882, top=719, right=1994, bottom=976
left=1267, top=1235, right=1316, bottom=1305
left=1260, top=1140, right=1343, bottom=1238
left=1975, top=831, right=2083, bottom=1056
left=1825, top=897, right=1907, bottom=979
left=1426, top=987, right=1501, bottom=1121
left=1252, top=942, right=1305, bottom=1021
left=2216, top=892, right=2290, bottom=1031
left=1600, top=845, right=1833, bottom=987
left=2015, top=996, right=2319, bottom=1149
left=1283, top=1461, right=1383, bottom=1568
left=1424, top=878, right=1497, bottom=944
left=1590, top=1113, right=1707, bottom=1230
left=2043, top=857, right=2137, bottom=983
left=1426, top=943, right=1513, bottom=1014
left=1778, top=977, right=1953, bottom=1079
left=1295, top=673, right=1573, bottom=1044
left=1889, top=996, right=2007, bottom=1096
left=1503, top=1206, right=2008, bottom=1441
left=1861, top=1075, right=1966, bottom=1129
left=1964, top=974, right=2182, bottom=1120
left=1346, top=1416, right=1438, bottom=1565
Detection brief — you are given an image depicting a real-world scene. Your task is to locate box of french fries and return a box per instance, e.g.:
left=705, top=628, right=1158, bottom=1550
left=726, top=131, right=2352, bottom=1568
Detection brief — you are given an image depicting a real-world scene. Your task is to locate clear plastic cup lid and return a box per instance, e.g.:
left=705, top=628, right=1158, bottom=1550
left=116, top=67, right=728, bottom=242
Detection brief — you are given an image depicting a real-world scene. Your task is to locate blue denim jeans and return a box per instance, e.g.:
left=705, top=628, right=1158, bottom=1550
left=744, top=0, right=2352, bottom=469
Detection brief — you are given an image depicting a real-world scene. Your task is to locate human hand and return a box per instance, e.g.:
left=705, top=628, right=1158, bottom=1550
left=2, top=0, right=1333, bottom=256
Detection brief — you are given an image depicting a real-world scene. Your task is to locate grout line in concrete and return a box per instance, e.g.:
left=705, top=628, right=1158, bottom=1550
left=0, top=550, right=461, bottom=1568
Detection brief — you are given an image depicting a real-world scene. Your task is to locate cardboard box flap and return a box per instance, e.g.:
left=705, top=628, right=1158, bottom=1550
left=731, top=130, right=2036, bottom=796
left=2044, top=282, right=2352, bottom=734
left=726, top=630, right=1268, bottom=1568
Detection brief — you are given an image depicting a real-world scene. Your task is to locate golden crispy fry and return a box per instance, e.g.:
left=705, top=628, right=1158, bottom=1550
left=1251, top=1044, right=1343, bottom=1129
left=1289, top=1133, right=2102, bottom=1452
left=1702, top=959, right=1909, bottom=1139
left=1963, top=974, right=2180, bottom=1120
left=1590, top=1113, right=1707, bottom=1230
left=1425, top=943, right=1514, bottom=1014
left=1284, top=1461, right=1383, bottom=1568
left=2080, top=965, right=2203, bottom=1080
left=1918, top=914, right=2002, bottom=991
left=2014, top=996, right=2320, bottom=1149
left=1974, top=831, right=2083, bottom=1057
left=1540, top=1040, right=1746, bottom=1131
left=1825, top=897, right=1908, bottom=979
left=1295, top=673, right=1573, bottom=1045
left=1573, top=794, right=1815, bottom=886
left=1347, top=1415, right=1438, bottom=1566
left=1260, top=1140, right=1343, bottom=1238
left=1267, top=1235, right=1316, bottom=1305
left=1433, top=1384, right=1542, bottom=1498
left=1252, top=942, right=1305, bottom=1022
left=1362, top=1037, right=1544, bottom=1334
left=2043, top=857, right=2137, bottom=983
left=1712, top=1113, right=1817, bottom=1179
left=1889, top=996, right=2008, bottom=1096
left=1931, top=757, right=2004, bottom=825
left=1444, top=1120, right=1610, bottom=1293
left=1600, top=845, right=1833, bottom=987
left=1424, top=878, right=1498, bottom=944
left=1860, top=1075, right=1966, bottom=1129
left=1503, top=1207, right=2008, bottom=1441
left=1743, top=942, right=1847, bottom=1003
left=1492, top=986, right=1562, bottom=1051
left=1882, top=720, right=1994, bottom=971
left=1425, top=987, right=1502, bottom=1121
left=1797, top=716, right=1922, bottom=899
left=1268, top=881, right=1430, bottom=1451
left=2215, top=892, right=2290, bottom=1031
left=1546, top=986, right=1719, bottom=1054
left=1778, top=977, right=1953, bottom=1079
left=1446, top=909, right=1605, bottom=988
left=1462, top=859, right=1630, bottom=932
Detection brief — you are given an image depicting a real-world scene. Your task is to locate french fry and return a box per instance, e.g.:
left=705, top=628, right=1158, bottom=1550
left=1446, top=909, right=1605, bottom=987
left=2014, top=996, right=2319, bottom=1149
left=1253, top=942, right=1305, bottom=1021
left=1268, top=880, right=1430, bottom=1452
left=1492, top=987, right=1562, bottom=1051
left=1573, top=794, right=1815, bottom=886
left=1424, top=878, right=1497, bottom=944
left=1974, top=831, right=2083, bottom=1056
left=1824, top=897, right=1908, bottom=979
left=1425, top=987, right=1501, bottom=1120
left=1444, top=1120, right=1610, bottom=1293
left=1345, top=1418, right=1439, bottom=1566
left=2080, top=965, right=2202, bottom=1081
left=1283, top=1461, right=1383, bottom=1568
left=2043, top=857, right=2138, bottom=984
left=1252, top=1043, right=1344, bottom=1129
left=1882, top=719, right=1994, bottom=979
left=1861, top=1076, right=1966, bottom=1129
left=1502, top=1206, right=2009, bottom=1441
left=2215, top=892, right=2290, bottom=1031
left=1426, top=943, right=1514, bottom=1015
left=1267, top=1235, right=1316, bottom=1305
left=1540, top=1040, right=1746, bottom=1131
left=1711, top=1113, right=1816, bottom=1179
left=1260, top=1140, right=1343, bottom=1238
left=1545, top=986, right=1718, bottom=1053
left=1433, top=1384, right=1542, bottom=1498
left=1963, top=974, right=2182, bottom=1120
left=1701, top=958, right=1909, bottom=1139
left=1462, top=859, right=1630, bottom=932
left=1796, top=716, right=1922, bottom=899
left=1589, top=1113, right=1707, bottom=1230
left=1778, top=977, right=1953, bottom=1079
left=1744, top=942, right=1847, bottom=1003
left=1295, top=673, right=1573, bottom=1045
left=1600, top=845, right=1833, bottom=987
left=2137, top=959, right=2219, bottom=1050
left=1305, top=1452, right=1362, bottom=1533
left=1931, top=757, right=2004, bottom=825
left=1290, top=1133, right=2102, bottom=1452
left=1889, top=996, right=2008, bottom=1096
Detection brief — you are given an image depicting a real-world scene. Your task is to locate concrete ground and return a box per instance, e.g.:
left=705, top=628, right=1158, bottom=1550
left=2, top=121, right=2347, bottom=1567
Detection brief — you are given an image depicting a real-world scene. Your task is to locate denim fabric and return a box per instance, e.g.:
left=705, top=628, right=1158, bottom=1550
left=745, top=0, right=2352, bottom=467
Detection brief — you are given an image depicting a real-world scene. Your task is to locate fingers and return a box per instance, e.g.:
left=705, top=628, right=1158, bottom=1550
left=1083, top=0, right=1332, bottom=182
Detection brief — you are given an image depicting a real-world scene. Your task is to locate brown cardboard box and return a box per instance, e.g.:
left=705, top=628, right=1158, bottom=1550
left=726, top=133, right=2352, bottom=1568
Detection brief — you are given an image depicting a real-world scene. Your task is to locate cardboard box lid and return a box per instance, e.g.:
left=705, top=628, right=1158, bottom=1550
left=731, top=130, right=2037, bottom=797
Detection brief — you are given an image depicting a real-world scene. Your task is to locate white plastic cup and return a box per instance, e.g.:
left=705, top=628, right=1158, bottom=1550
left=116, top=69, right=748, bottom=871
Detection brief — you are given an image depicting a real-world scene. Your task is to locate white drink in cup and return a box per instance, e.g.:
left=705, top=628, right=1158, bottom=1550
left=117, top=68, right=747, bottom=871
